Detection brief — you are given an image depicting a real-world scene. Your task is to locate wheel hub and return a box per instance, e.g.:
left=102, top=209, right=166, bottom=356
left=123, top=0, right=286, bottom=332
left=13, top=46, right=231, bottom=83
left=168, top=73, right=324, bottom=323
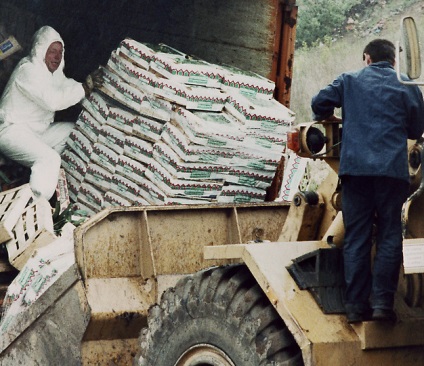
left=175, top=344, right=236, bottom=366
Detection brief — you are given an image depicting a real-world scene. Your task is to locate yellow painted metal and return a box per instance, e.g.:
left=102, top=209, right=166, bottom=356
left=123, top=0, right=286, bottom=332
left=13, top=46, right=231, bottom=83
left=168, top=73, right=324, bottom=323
left=74, top=202, right=289, bottom=281
left=204, top=242, right=424, bottom=366
left=278, top=192, right=325, bottom=242
left=73, top=202, right=290, bottom=365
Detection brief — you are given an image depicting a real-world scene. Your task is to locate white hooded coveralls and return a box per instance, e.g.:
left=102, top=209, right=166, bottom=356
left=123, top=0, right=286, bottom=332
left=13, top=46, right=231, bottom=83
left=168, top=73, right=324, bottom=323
left=0, top=26, right=85, bottom=199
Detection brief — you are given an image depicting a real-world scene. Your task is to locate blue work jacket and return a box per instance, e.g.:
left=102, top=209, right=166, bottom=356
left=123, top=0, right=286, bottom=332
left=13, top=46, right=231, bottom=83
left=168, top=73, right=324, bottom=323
left=311, top=61, right=424, bottom=183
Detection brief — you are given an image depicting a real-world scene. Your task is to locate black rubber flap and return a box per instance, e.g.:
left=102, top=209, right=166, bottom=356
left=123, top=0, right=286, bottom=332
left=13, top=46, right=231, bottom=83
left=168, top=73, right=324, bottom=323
left=287, top=247, right=346, bottom=314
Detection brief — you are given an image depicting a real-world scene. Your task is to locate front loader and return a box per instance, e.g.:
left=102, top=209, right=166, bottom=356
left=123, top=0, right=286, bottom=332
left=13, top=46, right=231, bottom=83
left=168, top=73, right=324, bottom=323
left=1, top=15, right=424, bottom=366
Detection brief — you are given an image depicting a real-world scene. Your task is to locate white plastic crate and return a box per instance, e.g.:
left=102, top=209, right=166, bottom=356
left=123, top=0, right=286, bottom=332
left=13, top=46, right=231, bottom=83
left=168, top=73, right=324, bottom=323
left=5, top=198, right=56, bottom=270
left=0, top=184, right=34, bottom=244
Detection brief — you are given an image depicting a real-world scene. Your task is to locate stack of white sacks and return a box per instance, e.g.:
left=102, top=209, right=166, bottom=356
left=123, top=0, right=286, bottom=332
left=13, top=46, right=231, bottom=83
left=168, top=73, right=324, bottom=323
left=61, top=40, right=295, bottom=215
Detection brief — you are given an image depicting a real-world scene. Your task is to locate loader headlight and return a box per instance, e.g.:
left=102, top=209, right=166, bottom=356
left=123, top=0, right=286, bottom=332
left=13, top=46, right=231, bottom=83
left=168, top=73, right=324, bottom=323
left=305, top=127, right=326, bottom=154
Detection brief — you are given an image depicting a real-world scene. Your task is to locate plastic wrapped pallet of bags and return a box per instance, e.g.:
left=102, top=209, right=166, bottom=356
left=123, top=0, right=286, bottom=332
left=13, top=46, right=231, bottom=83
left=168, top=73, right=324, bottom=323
left=117, top=38, right=158, bottom=70
left=77, top=182, right=104, bottom=213
left=85, top=163, right=112, bottom=192
left=103, top=191, right=132, bottom=208
left=145, top=159, right=222, bottom=199
left=81, top=91, right=110, bottom=125
left=106, top=106, right=136, bottom=135
left=161, top=123, right=235, bottom=166
left=224, top=167, right=275, bottom=190
left=235, top=150, right=282, bottom=172
left=65, top=173, right=81, bottom=203
left=225, top=92, right=295, bottom=134
left=66, top=130, right=93, bottom=164
left=132, top=113, right=164, bottom=143
left=123, top=135, right=154, bottom=165
left=217, top=185, right=266, bottom=203
left=150, top=49, right=223, bottom=88
left=109, top=174, right=150, bottom=206
left=91, top=143, right=119, bottom=174
left=219, top=64, right=276, bottom=100
left=153, top=142, right=227, bottom=181
left=115, top=155, right=146, bottom=186
left=173, top=108, right=242, bottom=149
left=76, top=110, right=102, bottom=143
left=97, top=125, right=126, bottom=155
left=99, top=67, right=171, bottom=123
left=107, top=50, right=157, bottom=95
left=61, top=149, right=87, bottom=183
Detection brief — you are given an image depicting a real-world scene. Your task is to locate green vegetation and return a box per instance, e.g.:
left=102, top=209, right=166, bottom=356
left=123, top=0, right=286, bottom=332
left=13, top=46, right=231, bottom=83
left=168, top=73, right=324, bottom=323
left=296, top=0, right=363, bottom=48
left=291, top=0, right=424, bottom=123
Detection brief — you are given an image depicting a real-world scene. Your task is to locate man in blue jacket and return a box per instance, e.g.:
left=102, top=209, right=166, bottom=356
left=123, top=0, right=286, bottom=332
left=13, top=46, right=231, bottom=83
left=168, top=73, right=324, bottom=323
left=311, top=39, right=424, bottom=323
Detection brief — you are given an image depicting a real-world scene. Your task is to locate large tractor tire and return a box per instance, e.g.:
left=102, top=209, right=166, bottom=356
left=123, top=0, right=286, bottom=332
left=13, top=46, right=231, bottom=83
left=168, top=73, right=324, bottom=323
left=136, top=265, right=304, bottom=366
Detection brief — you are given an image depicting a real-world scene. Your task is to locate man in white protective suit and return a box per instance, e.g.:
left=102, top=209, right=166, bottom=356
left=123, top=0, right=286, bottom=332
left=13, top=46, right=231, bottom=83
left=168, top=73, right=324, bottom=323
left=0, top=25, right=102, bottom=200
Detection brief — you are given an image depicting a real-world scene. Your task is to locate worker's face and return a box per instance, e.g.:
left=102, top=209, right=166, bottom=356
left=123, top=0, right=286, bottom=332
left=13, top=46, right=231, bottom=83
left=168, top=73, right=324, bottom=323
left=45, top=41, right=63, bottom=73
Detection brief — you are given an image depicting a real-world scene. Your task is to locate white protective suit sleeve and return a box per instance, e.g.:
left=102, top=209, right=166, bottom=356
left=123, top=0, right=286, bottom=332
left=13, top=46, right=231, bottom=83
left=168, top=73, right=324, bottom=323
left=0, top=26, right=85, bottom=132
left=0, top=26, right=85, bottom=199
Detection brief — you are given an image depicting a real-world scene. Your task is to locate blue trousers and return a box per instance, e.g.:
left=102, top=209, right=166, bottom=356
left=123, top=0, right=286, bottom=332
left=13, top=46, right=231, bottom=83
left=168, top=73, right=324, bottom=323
left=341, top=175, right=409, bottom=313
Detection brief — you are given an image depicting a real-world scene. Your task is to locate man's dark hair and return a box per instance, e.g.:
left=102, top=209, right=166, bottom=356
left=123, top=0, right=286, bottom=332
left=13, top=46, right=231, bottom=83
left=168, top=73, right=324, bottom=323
left=363, top=39, right=395, bottom=65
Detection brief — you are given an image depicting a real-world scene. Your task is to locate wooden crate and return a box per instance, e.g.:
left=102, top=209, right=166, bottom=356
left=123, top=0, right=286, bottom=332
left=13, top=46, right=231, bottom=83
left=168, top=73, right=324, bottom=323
left=0, top=184, right=34, bottom=244
left=5, top=199, right=56, bottom=270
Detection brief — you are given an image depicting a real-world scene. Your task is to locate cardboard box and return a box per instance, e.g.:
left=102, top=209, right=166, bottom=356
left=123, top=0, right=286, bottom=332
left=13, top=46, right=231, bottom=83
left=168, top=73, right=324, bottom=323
left=0, top=36, right=22, bottom=61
